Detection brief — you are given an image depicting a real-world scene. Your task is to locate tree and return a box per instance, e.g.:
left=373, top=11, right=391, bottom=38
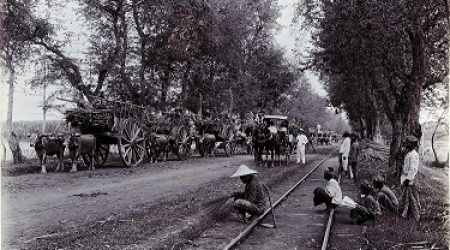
left=295, top=0, right=449, bottom=178
left=1, top=0, right=38, bottom=164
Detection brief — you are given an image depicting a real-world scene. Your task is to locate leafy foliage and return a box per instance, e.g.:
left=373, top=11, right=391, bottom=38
left=295, top=0, right=449, bottom=172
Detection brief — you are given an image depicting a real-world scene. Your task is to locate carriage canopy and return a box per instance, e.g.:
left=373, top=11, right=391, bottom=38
left=263, top=115, right=288, bottom=120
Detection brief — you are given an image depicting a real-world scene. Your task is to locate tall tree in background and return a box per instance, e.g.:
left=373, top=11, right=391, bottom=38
left=296, top=0, right=449, bottom=178
left=1, top=0, right=38, bottom=163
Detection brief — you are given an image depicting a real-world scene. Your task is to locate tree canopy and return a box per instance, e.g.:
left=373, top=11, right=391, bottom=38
left=295, top=0, right=449, bottom=174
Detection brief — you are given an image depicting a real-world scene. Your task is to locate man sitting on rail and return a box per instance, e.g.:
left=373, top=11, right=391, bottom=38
left=313, top=167, right=343, bottom=212
left=230, top=165, right=266, bottom=222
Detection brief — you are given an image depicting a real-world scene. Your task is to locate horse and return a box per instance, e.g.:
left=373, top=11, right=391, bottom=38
left=146, top=132, right=169, bottom=162
left=253, top=124, right=286, bottom=167
left=252, top=124, right=269, bottom=165
left=28, top=133, right=65, bottom=173
left=195, top=120, right=216, bottom=158
left=64, top=133, right=97, bottom=172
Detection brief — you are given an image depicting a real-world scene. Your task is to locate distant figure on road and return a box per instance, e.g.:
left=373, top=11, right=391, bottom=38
left=350, top=181, right=382, bottom=225
left=230, top=165, right=266, bottom=222
left=339, top=131, right=351, bottom=178
left=296, top=129, right=308, bottom=165
left=349, top=133, right=361, bottom=181
left=399, top=135, right=421, bottom=221
left=268, top=120, right=278, bottom=134
left=373, top=175, right=399, bottom=213
left=313, top=167, right=342, bottom=212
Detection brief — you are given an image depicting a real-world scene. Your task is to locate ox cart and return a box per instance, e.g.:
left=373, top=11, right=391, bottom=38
left=65, top=98, right=147, bottom=168
left=193, top=115, right=235, bottom=157
left=143, top=110, right=190, bottom=162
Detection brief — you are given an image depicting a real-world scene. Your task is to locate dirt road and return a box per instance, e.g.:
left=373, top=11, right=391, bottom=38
left=2, top=156, right=249, bottom=248
left=2, top=147, right=334, bottom=250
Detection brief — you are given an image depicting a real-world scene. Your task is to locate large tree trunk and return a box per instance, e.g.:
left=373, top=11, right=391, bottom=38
left=390, top=117, right=407, bottom=181
left=389, top=85, right=422, bottom=181
left=5, top=65, right=25, bottom=164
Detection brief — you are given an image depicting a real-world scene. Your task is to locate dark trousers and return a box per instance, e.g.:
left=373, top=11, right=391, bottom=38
left=313, top=187, right=337, bottom=209
left=350, top=161, right=358, bottom=180
left=233, top=199, right=264, bottom=217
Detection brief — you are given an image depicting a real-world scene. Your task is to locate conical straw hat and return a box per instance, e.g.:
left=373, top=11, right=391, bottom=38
left=230, top=165, right=258, bottom=178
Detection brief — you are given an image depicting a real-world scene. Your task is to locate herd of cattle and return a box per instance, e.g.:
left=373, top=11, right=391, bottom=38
left=27, top=102, right=338, bottom=173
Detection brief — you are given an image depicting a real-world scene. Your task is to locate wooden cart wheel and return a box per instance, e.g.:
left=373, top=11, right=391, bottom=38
left=118, top=118, right=146, bottom=167
left=176, top=126, right=188, bottom=160
left=82, top=144, right=110, bottom=168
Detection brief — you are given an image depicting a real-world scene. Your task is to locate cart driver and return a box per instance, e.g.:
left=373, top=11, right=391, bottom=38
left=268, top=120, right=278, bottom=134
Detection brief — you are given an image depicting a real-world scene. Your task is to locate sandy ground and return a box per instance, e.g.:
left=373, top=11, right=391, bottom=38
left=2, top=155, right=247, bottom=249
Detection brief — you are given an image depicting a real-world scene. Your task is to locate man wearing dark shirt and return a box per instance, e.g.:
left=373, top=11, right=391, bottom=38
left=231, top=165, right=266, bottom=222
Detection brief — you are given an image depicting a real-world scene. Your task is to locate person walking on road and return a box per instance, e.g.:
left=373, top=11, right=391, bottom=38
left=313, top=167, right=342, bottom=212
left=339, top=131, right=351, bottom=178
left=296, top=129, right=308, bottom=165
left=230, top=165, right=266, bottom=222
left=399, top=135, right=421, bottom=221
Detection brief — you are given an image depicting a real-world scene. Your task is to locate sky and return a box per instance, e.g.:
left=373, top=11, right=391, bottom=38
left=0, top=0, right=324, bottom=122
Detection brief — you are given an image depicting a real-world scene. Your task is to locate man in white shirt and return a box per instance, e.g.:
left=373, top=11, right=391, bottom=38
left=313, top=167, right=342, bottom=212
left=399, top=135, right=421, bottom=221
left=296, top=129, right=308, bottom=165
left=268, top=121, right=278, bottom=134
left=339, top=131, right=351, bottom=178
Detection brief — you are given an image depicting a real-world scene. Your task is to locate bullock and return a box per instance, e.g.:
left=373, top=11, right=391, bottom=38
left=147, top=133, right=169, bottom=162
left=64, top=133, right=97, bottom=172
left=195, top=120, right=216, bottom=158
left=28, top=133, right=65, bottom=173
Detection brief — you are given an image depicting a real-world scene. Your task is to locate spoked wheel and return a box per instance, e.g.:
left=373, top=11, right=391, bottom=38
left=118, top=118, right=146, bottom=167
left=176, top=126, right=188, bottom=160
left=82, top=144, right=110, bottom=168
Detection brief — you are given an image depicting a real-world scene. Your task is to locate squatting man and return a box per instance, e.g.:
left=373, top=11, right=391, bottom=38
left=229, top=165, right=266, bottom=222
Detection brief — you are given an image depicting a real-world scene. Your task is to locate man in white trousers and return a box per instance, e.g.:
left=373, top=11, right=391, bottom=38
left=296, top=129, right=308, bottom=165
left=339, top=131, right=352, bottom=178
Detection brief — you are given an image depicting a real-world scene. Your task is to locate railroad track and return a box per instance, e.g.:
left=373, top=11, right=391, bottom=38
left=223, top=149, right=340, bottom=250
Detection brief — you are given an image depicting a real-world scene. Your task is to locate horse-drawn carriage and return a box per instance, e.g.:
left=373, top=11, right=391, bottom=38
left=65, top=98, right=147, bottom=168
left=252, top=115, right=294, bottom=166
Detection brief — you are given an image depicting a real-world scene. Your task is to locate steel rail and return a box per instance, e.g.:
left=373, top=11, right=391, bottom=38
left=320, top=173, right=342, bottom=250
left=223, top=149, right=338, bottom=250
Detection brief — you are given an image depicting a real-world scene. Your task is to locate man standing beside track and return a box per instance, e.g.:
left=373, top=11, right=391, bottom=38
left=339, top=131, right=351, bottom=178
left=399, top=135, right=421, bottom=222
left=349, top=133, right=361, bottom=181
left=230, top=165, right=266, bottom=222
